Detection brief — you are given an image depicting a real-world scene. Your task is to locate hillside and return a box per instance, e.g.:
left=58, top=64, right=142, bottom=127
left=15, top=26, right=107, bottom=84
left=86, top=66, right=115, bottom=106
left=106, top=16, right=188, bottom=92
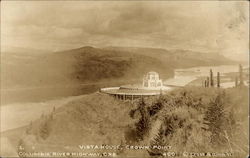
left=1, top=46, right=236, bottom=104
left=103, top=46, right=236, bottom=68
left=61, top=46, right=174, bottom=83
left=14, top=93, right=136, bottom=156
left=1, top=47, right=172, bottom=89
left=1, top=46, right=235, bottom=89
left=15, top=87, right=248, bottom=157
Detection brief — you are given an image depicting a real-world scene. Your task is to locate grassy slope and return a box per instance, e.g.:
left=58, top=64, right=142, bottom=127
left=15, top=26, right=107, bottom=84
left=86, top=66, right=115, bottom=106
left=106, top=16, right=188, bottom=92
left=17, top=86, right=248, bottom=157
left=1, top=126, right=27, bottom=157
left=17, top=93, right=136, bottom=153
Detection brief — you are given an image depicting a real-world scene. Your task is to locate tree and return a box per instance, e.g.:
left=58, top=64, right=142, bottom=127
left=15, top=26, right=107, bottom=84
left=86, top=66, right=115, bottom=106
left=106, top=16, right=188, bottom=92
left=239, top=64, right=244, bottom=87
left=206, top=77, right=210, bottom=87
left=53, top=106, right=56, bottom=113
left=217, top=72, right=220, bottom=88
left=148, top=98, right=164, bottom=116
left=148, top=126, right=166, bottom=156
left=210, top=69, right=214, bottom=87
left=26, top=121, right=33, bottom=134
left=204, top=92, right=227, bottom=146
left=17, top=139, right=26, bottom=156
left=235, top=77, right=238, bottom=87
left=135, top=97, right=150, bottom=140
left=39, top=121, right=50, bottom=140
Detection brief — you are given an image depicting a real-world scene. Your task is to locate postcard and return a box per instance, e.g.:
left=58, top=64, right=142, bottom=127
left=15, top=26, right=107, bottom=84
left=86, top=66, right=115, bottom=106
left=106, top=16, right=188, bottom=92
left=1, top=1, right=249, bottom=158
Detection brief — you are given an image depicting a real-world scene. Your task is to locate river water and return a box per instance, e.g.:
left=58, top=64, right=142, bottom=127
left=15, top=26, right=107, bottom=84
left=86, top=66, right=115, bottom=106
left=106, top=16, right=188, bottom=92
left=174, top=65, right=241, bottom=78
left=165, top=64, right=246, bottom=87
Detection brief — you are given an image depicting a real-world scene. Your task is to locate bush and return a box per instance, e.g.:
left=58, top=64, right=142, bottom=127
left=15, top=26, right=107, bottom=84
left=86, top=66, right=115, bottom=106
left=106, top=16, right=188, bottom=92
left=129, top=87, right=246, bottom=155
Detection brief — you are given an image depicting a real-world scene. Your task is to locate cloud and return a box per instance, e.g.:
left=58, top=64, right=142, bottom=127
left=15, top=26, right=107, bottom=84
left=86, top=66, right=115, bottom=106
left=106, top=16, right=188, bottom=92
left=108, top=3, right=166, bottom=35
left=1, top=1, right=249, bottom=59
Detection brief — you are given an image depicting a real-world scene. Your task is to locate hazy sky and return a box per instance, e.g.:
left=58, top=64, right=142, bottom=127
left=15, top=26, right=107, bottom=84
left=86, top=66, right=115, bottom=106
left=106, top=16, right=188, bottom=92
left=1, top=1, right=249, bottom=59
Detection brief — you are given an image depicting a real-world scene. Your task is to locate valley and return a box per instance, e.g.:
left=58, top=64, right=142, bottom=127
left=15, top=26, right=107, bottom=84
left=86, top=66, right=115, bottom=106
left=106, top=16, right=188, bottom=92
left=0, top=46, right=246, bottom=157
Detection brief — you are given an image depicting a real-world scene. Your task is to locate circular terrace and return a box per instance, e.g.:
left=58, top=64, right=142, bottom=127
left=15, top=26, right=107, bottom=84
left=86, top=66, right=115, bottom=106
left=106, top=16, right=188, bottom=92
left=100, top=72, right=173, bottom=100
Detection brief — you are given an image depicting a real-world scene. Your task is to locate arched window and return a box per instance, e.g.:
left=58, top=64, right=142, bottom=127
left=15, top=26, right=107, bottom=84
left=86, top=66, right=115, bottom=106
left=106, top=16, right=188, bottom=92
left=150, top=82, right=156, bottom=87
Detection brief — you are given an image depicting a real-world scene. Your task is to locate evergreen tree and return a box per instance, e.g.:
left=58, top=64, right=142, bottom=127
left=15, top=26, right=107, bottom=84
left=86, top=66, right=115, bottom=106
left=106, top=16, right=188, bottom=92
left=148, top=98, right=163, bottom=116
left=226, top=111, right=236, bottom=138
left=206, top=77, right=210, bottom=87
left=148, top=126, right=166, bottom=156
left=217, top=72, right=220, bottom=88
left=26, top=121, right=33, bottom=134
left=135, top=97, right=150, bottom=140
left=239, top=64, right=244, bottom=87
left=204, top=92, right=227, bottom=146
left=210, top=69, right=214, bottom=87
left=235, top=77, right=238, bottom=87
left=53, top=106, right=56, bottom=113
left=39, top=121, right=50, bottom=140
left=17, top=139, right=26, bottom=157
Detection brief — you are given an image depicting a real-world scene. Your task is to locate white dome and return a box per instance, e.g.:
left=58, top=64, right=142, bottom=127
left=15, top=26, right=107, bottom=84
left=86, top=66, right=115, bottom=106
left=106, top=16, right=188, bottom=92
left=148, top=71, right=159, bottom=75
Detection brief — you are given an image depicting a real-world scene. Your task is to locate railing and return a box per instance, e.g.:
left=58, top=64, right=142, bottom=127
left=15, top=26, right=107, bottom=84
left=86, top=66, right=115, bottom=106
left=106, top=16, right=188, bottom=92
left=100, top=87, right=162, bottom=96
left=100, top=87, right=120, bottom=92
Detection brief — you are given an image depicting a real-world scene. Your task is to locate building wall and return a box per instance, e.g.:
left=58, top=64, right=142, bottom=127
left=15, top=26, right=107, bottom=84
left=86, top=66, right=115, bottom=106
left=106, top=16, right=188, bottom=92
left=143, top=72, right=163, bottom=88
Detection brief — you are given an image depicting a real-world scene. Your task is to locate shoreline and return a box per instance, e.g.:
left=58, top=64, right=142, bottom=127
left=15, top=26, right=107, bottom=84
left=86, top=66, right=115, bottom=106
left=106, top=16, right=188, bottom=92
left=0, top=94, right=88, bottom=132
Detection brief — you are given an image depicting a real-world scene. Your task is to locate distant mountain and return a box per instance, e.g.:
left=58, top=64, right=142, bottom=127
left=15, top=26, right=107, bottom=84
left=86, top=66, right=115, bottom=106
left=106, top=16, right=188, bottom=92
left=61, top=46, right=236, bottom=83
left=103, top=46, right=236, bottom=68
left=1, top=46, right=236, bottom=89
left=60, top=46, right=174, bottom=83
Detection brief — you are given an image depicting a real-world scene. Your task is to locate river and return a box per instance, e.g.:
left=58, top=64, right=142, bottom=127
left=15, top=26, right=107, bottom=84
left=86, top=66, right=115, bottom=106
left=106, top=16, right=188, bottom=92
left=164, top=64, right=247, bottom=87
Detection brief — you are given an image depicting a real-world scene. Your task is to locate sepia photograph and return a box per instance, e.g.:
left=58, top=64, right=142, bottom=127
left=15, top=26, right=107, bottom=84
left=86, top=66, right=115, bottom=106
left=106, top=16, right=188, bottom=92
left=0, top=1, right=249, bottom=157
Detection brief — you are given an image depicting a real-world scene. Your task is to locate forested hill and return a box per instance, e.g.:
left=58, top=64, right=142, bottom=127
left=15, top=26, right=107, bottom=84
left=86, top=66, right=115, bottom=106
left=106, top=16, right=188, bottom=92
left=103, top=46, right=235, bottom=68
left=18, top=87, right=248, bottom=157
left=1, top=46, right=235, bottom=88
left=58, top=46, right=235, bottom=84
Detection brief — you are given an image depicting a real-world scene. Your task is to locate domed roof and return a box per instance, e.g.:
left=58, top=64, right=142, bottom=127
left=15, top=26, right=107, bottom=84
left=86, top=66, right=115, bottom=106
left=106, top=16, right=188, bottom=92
left=147, top=71, right=159, bottom=75
left=146, top=71, right=160, bottom=78
left=144, top=71, right=161, bottom=80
